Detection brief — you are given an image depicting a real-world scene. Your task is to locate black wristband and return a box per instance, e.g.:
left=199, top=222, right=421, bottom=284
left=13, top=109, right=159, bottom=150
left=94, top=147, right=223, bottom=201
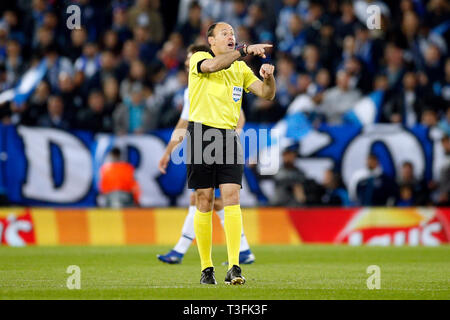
left=237, top=44, right=247, bottom=57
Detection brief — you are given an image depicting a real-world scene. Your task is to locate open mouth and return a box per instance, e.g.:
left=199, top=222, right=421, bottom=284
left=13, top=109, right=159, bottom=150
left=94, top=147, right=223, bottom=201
left=228, top=42, right=235, bottom=49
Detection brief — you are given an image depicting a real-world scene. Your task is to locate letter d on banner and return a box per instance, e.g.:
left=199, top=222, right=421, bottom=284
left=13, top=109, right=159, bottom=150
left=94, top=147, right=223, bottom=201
left=18, top=127, right=92, bottom=203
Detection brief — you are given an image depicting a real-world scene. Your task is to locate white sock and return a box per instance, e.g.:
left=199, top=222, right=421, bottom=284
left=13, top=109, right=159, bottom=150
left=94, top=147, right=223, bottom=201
left=240, top=233, right=250, bottom=252
left=216, top=208, right=250, bottom=252
left=173, top=205, right=196, bottom=254
left=216, top=208, right=225, bottom=225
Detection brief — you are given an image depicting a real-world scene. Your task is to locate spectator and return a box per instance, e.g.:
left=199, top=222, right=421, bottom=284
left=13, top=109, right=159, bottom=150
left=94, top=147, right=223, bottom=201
left=157, top=33, right=185, bottom=73
left=438, top=107, right=450, bottom=136
left=434, top=58, right=450, bottom=107
left=103, top=77, right=121, bottom=114
left=64, top=28, right=88, bottom=63
left=76, top=90, right=113, bottom=133
left=37, top=95, right=70, bottom=130
left=127, top=0, right=164, bottom=44
left=384, top=72, right=427, bottom=126
left=32, top=26, right=54, bottom=53
left=270, top=145, right=307, bottom=207
left=246, top=2, right=273, bottom=43
left=99, top=147, right=140, bottom=208
left=343, top=55, right=373, bottom=94
left=111, top=5, right=133, bottom=44
left=177, top=1, right=202, bottom=46
left=74, top=41, right=101, bottom=88
left=279, top=14, right=307, bottom=59
left=228, top=0, right=249, bottom=28
left=397, top=161, right=429, bottom=205
left=19, top=80, right=50, bottom=126
left=317, top=70, right=362, bottom=124
left=2, top=10, right=26, bottom=48
left=276, top=0, right=302, bottom=42
left=381, top=43, right=406, bottom=92
left=133, top=25, right=159, bottom=64
left=119, top=59, right=148, bottom=100
left=87, top=50, right=122, bottom=91
left=58, top=72, right=83, bottom=122
left=275, top=55, right=297, bottom=109
left=116, top=39, right=140, bottom=80
left=298, top=45, right=321, bottom=78
left=423, top=44, right=445, bottom=84
left=396, top=185, right=415, bottom=207
left=101, top=29, right=122, bottom=56
left=28, top=0, right=49, bottom=46
left=320, top=169, right=350, bottom=206
left=335, top=0, right=358, bottom=42
left=421, top=108, right=439, bottom=128
left=349, top=153, right=397, bottom=206
left=114, top=83, right=156, bottom=135
left=43, top=43, right=74, bottom=92
left=4, top=39, right=24, bottom=87
left=313, top=20, right=340, bottom=71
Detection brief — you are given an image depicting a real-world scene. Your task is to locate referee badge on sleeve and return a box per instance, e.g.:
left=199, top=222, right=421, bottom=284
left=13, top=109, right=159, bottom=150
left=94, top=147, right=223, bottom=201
left=232, top=86, right=243, bottom=102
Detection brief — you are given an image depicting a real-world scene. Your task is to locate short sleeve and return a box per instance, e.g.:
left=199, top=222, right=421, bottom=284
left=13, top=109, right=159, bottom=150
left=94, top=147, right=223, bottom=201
left=189, top=51, right=210, bottom=76
left=242, top=63, right=259, bottom=93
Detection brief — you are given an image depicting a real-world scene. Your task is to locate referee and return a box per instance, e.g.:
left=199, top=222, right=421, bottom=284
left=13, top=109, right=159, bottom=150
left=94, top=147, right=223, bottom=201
left=187, top=22, right=276, bottom=285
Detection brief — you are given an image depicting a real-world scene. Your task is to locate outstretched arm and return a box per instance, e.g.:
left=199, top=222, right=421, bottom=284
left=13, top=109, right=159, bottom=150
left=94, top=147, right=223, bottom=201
left=199, top=44, right=273, bottom=73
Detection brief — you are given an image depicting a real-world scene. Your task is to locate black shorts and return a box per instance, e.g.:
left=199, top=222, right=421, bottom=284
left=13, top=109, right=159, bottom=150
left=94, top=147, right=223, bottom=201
left=186, top=122, right=244, bottom=189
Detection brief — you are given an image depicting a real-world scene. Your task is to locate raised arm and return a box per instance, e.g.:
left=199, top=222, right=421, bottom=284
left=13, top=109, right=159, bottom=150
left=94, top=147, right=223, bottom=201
left=199, top=44, right=273, bottom=73
left=247, top=64, right=276, bottom=100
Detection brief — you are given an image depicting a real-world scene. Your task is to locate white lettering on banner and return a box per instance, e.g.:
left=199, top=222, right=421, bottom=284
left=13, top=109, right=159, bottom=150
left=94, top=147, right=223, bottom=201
left=105, top=135, right=170, bottom=207
left=18, top=126, right=92, bottom=202
left=422, top=222, right=441, bottom=246
left=341, top=125, right=425, bottom=191
left=408, top=228, right=420, bottom=246
left=346, top=222, right=442, bottom=246
left=1, top=214, right=32, bottom=247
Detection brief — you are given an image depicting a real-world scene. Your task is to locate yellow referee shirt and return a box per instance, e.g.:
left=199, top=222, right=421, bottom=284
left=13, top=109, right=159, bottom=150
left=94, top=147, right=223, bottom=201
left=188, top=50, right=259, bottom=129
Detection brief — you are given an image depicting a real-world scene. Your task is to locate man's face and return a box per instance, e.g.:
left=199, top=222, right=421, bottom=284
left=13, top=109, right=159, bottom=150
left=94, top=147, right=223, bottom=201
left=48, top=98, right=63, bottom=116
left=401, top=164, right=413, bottom=181
left=89, top=93, right=104, bottom=113
left=282, top=150, right=297, bottom=167
left=367, top=156, right=378, bottom=170
left=208, top=23, right=236, bottom=54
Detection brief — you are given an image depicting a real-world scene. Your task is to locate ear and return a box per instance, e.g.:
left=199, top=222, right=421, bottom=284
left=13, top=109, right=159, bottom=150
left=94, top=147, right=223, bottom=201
left=207, top=36, right=214, bottom=47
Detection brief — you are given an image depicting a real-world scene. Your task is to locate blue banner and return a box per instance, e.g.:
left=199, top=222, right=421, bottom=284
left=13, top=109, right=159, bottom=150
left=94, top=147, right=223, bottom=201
left=0, top=123, right=445, bottom=207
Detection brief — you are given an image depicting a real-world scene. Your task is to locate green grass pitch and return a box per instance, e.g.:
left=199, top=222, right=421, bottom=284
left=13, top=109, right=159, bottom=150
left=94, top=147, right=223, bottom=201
left=0, top=245, right=449, bottom=300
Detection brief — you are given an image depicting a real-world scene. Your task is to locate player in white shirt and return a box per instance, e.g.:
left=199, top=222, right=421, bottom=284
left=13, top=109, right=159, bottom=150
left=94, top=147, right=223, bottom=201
left=157, top=44, right=255, bottom=265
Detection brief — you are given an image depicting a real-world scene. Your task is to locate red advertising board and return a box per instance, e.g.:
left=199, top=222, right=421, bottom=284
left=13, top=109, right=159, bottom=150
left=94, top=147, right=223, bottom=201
left=288, top=208, right=450, bottom=245
left=0, top=208, right=35, bottom=246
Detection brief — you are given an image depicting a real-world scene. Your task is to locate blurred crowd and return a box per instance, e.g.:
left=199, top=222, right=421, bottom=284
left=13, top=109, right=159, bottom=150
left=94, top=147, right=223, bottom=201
left=0, top=0, right=448, bottom=206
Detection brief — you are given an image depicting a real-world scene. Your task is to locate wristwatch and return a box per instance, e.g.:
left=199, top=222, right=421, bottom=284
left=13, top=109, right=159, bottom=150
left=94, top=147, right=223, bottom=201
left=236, top=44, right=248, bottom=57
